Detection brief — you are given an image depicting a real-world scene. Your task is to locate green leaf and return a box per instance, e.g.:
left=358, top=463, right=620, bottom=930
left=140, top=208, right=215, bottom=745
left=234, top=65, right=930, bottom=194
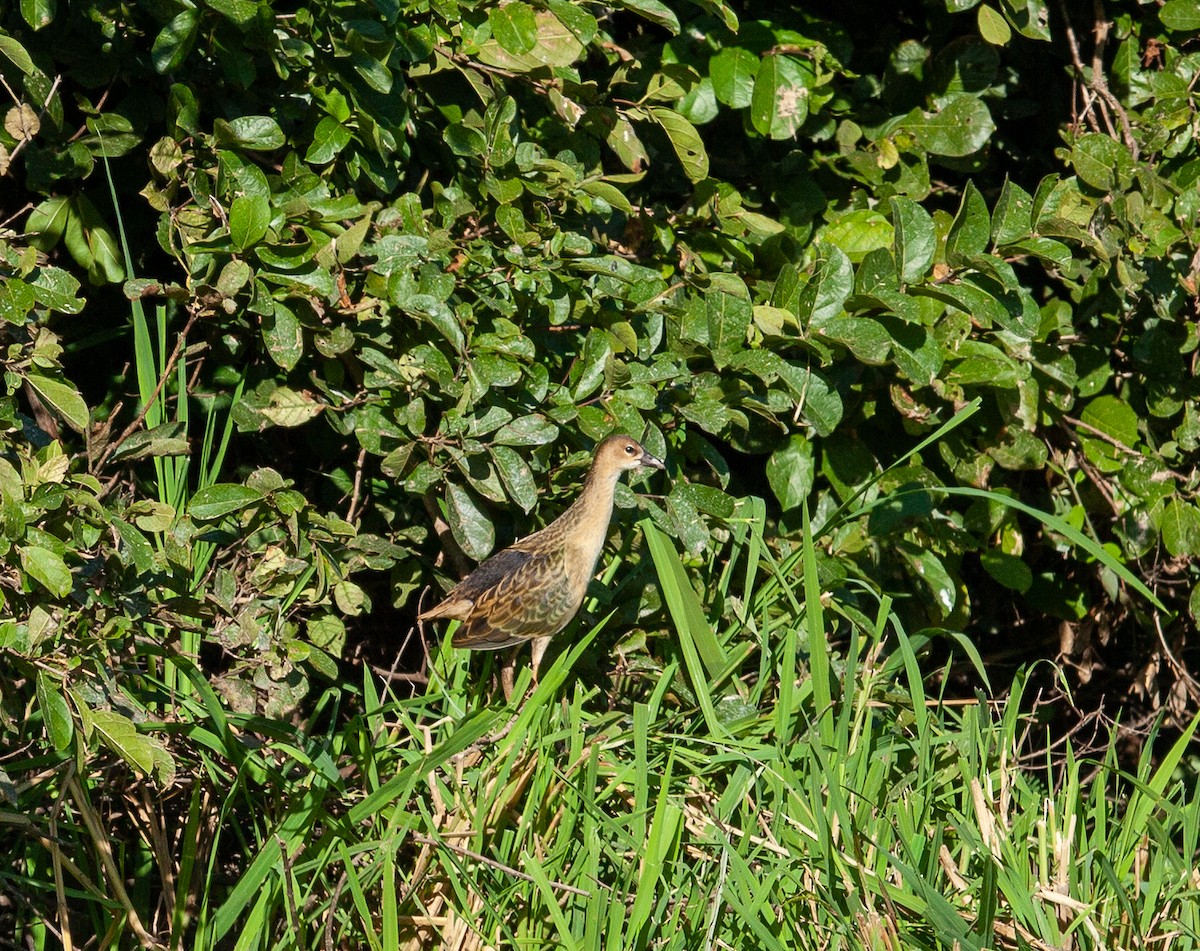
left=1160, top=500, right=1200, bottom=558
left=613, top=0, right=679, bottom=32
left=36, top=673, right=73, bottom=751
left=945, top=181, right=991, bottom=264
left=20, top=0, right=55, bottom=31
left=905, top=94, right=995, bottom=157
left=63, top=195, right=124, bottom=284
left=823, top=210, right=893, bottom=262
left=1160, top=0, right=1200, bottom=30
left=991, top=177, right=1033, bottom=245
left=207, top=0, right=259, bottom=26
left=490, top=446, right=539, bottom=514
left=0, top=33, right=38, bottom=75
left=305, top=116, right=352, bottom=165
left=1080, top=395, right=1138, bottom=448
left=86, top=707, right=161, bottom=777
left=445, top=482, right=494, bottom=561
left=25, top=373, right=88, bottom=433
left=189, top=484, right=264, bottom=520
left=261, top=302, right=304, bottom=371
left=889, top=196, right=936, bottom=284
left=494, top=415, right=559, bottom=446
left=477, top=8, right=583, bottom=71
left=766, top=435, right=814, bottom=511
left=977, top=4, right=1012, bottom=45
left=261, top=386, right=323, bottom=427
left=152, top=8, right=199, bottom=73
left=489, top=2, right=538, bottom=55
left=648, top=107, right=708, bottom=182
left=750, top=55, right=812, bottom=140
left=980, top=550, right=1032, bottom=591
left=229, top=193, right=270, bottom=251
left=710, top=47, right=758, bottom=109
left=706, top=286, right=752, bottom=356
left=797, top=245, right=853, bottom=327
left=1070, top=132, right=1134, bottom=192
left=19, top=544, right=72, bottom=597
left=214, top=115, right=285, bottom=151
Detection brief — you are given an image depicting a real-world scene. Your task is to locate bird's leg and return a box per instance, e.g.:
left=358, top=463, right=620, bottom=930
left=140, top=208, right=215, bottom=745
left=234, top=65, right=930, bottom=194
left=500, top=647, right=519, bottom=702
left=530, top=636, right=552, bottom=683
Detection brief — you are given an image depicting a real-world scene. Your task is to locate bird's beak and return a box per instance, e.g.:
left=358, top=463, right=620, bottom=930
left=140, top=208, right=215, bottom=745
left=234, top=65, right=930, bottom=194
left=640, top=451, right=666, bottom=470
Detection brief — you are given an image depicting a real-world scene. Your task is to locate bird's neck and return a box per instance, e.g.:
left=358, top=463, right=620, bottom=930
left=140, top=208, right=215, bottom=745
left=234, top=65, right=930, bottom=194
left=558, top=464, right=622, bottom=572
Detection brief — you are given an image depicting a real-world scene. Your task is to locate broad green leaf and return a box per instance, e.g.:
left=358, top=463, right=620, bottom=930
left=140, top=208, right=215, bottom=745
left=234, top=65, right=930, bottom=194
left=490, top=446, right=539, bottom=514
left=749, top=55, right=812, bottom=140
left=261, top=302, right=303, bottom=371
left=111, top=423, right=189, bottom=463
left=977, top=4, right=1011, bottom=45
left=1080, top=394, right=1138, bottom=448
left=261, top=386, right=323, bottom=427
left=991, top=178, right=1033, bottom=245
left=445, top=482, right=494, bottom=561
left=477, top=9, right=583, bottom=70
left=87, top=707, right=165, bottom=777
left=797, top=245, right=853, bottom=327
left=20, top=545, right=71, bottom=597
left=905, top=94, right=995, bottom=157
left=489, top=2, right=537, bottom=55
left=189, top=483, right=263, bottom=520
left=980, top=550, right=1032, bottom=591
left=25, top=373, right=88, bottom=433
left=0, top=33, right=38, bottom=75
left=26, top=196, right=71, bottom=249
left=1070, top=133, right=1134, bottom=192
left=229, top=193, right=270, bottom=251
left=494, top=415, right=559, bottom=446
left=945, top=181, right=991, bottom=263
left=766, top=435, right=814, bottom=511
left=706, top=287, right=752, bottom=356
left=1160, top=0, right=1200, bottom=30
left=889, top=196, right=936, bottom=283
left=207, top=0, right=259, bottom=26
left=36, top=673, right=73, bottom=750
left=1160, top=499, right=1200, bottom=558
left=823, top=210, right=893, bottom=262
left=152, top=8, right=199, bottom=73
left=710, top=46, right=758, bottom=108
left=214, top=115, right=285, bottom=151
left=1001, top=0, right=1051, bottom=40
left=64, top=194, right=124, bottom=284
left=613, top=0, right=679, bottom=32
left=648, top=107, right=708, bottom=182
left=305, top=116, right=352, bottom=165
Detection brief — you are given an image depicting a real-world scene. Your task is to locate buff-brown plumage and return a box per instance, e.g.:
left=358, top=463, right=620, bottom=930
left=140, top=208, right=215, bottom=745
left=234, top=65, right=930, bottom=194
left=419, top=436, right=664, bottom=662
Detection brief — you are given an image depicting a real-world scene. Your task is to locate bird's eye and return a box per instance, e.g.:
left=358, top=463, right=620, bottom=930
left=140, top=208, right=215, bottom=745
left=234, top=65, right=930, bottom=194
left=625, top=444, right=636, bottom=454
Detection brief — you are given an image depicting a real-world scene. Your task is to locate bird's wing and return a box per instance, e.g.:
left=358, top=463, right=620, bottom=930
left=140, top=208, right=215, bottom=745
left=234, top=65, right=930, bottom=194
left=418, top=547, right=535, bottom=621
left=452, top=547, right=578, bottom=650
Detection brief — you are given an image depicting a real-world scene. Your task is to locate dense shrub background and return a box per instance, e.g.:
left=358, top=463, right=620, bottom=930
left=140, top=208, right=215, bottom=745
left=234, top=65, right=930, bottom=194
left=1, top=0, right=1198, bottom=946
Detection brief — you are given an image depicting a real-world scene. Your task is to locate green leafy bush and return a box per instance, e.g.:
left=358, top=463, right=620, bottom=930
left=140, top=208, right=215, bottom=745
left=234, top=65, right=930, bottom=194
left=2, top=0, right=1198, bottom=945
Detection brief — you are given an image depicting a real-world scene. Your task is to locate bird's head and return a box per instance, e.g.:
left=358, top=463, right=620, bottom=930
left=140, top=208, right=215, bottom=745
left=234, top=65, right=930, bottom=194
left=594, top=434, right=666, bottom=475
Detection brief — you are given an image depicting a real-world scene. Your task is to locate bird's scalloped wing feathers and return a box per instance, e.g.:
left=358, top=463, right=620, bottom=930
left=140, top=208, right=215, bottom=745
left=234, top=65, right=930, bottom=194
left=451, top=548, right=576, bottom=649
left=418, top=547, right=534, bottom=621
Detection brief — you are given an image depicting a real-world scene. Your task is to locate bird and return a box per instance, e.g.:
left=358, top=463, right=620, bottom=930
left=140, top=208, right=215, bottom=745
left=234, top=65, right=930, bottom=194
left=419, top=434, right=665, bottom=693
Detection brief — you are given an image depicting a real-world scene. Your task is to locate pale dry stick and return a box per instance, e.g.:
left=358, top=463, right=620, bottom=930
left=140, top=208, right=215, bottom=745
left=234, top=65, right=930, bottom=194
left=65, top=772, right=165, bottom=949
left=133, top=785, right=177, bottom=929
left=408, top=832, right=592, bottom=897
left=1057, top=0, right=1139, bottom=157
left=47, top=793, right=73, bottom=951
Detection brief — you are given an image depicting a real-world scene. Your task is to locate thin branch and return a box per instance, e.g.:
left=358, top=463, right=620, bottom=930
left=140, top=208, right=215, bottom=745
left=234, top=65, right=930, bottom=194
left=94, top=311, right=199, bottom=475
left=409, top=833, right=592, bottom=897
